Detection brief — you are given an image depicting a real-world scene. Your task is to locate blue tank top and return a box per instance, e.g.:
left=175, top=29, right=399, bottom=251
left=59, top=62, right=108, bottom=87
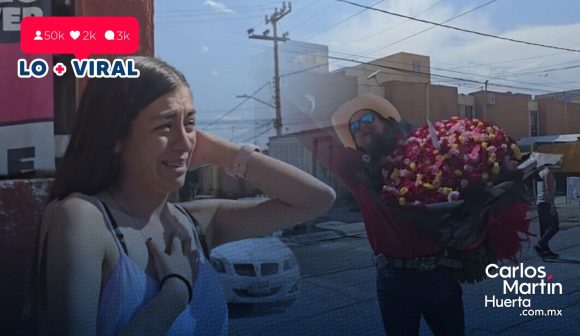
left=94, top=199, right=228, bottom=336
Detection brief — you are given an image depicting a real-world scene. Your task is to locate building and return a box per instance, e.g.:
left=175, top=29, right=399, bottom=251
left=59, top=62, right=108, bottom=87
left=334, top=52, right=431, bottom=96
left=535, top=96, right=580, bottom=136
left=470, top=90, right=532, bottom=140
left=535, top=90, right=580, bottom=103
left=383, top=81, right=458, bottom=127
left=458, top=90, right=580, bottom=139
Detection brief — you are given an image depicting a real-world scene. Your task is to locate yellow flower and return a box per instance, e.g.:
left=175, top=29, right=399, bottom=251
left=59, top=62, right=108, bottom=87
left=442, top=187, right=453, bottom=195
left=390, top=168, right=400, bottom=179
left=409, top=162, right=416, bottom=171
left=492, top=162, right=500, bottom=175
left=511, top=144, right=522, bottom=160
left=481, top=142, right=488, bottom=149
left=489, top=152, right=497, bottom=162
left=454, top=170, right=463, bottom=176
left=400, top=187, right=409, bottom=195
left=422, top=183, right=434, bottom=190
left=416, top=173, right=423, bottom=180
left=399, top=197, right=406, bottom=206
left=477, top=121, right=484, bottom=127
left=451, top=116, right=458, bottom=120
left=458, top=135, right=465, bottom=143
left=481, top=172, right=489, bottom=181
left=486, top=126, right=494, bottom=134
left=451, top=144, right=459, bottom=149
left=489, top=133, right=496, bottom=140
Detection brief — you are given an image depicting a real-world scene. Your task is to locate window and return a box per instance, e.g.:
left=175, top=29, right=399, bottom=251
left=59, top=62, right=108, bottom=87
left=412, top=60, right=421, bottom=73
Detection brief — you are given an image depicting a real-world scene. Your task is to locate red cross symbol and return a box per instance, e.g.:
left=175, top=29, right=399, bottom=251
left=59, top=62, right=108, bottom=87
left=53, top=63, right=67, bottom=76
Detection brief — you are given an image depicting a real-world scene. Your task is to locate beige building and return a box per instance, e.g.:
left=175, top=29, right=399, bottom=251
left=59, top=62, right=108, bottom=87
left=457, top=90, right=580, bottom=139
left=335, top=52, right=431, bottom=96
left=536, top=98, right=580, bottom=136
left=383, top=81, right=458, bottom=127
left=470, top=90, right=532, bottom=140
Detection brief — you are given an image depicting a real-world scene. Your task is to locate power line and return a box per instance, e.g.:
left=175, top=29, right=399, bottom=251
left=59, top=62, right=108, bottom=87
left=491, top=63, right=580, bottom=79
left=360, top=0, right=499, bottom=57
left=282, top=1, right=501, bottom=82
left=273, top=40, right=578, bottom=79
left=337, top=0, right=580, bottom=53
left=284, top=0, right=320, bottom=29
left=305, top=0, right=385, bottom=41
left=202, top=81, right=271, bottom=130
left=232, top=120, right=274, bottom=142
left=278, top=50, right=577, bottom=94
left=325, top=49, right=578, bottom=92
left=324, top=55, right=580, bottom=96
left=242, top=126, right=276, bottom=143
left=286, top=0, right=332, bottom=32
left=340, top=0, right=444, bottom=44
left=441, top=51, right=571, bottom=70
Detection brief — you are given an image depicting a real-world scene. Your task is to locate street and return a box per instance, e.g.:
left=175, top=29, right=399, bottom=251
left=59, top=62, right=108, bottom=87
left=228, top=200, right=580, bottom=336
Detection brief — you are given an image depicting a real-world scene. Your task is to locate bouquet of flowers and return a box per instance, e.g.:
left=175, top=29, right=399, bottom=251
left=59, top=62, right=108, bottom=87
left=381, top=117, right=531, bottom=283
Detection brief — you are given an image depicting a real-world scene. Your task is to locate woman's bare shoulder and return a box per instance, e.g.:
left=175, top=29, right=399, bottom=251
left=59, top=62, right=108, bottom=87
left=43, top=192, right=110, bottom=234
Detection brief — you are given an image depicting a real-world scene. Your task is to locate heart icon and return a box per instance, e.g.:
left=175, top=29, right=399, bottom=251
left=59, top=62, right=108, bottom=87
left=70, top=31, right=80, bottom=40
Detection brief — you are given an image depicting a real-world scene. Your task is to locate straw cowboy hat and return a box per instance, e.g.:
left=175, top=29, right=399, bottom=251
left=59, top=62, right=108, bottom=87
left=331, top=93, right=401, bottom=150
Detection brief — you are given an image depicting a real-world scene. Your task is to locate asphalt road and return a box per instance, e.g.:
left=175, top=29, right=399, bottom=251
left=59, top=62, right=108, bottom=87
left=228, top=203, right=580, bottom=336
left=228, top=234, right=387, bottom=336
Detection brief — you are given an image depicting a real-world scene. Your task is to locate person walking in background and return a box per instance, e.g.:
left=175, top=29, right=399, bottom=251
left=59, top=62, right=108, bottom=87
left=535, top=165, right=560, bottom=259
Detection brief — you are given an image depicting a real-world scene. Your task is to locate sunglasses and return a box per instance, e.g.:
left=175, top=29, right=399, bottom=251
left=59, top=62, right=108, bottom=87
left=349, top=112, right=376, bottom=135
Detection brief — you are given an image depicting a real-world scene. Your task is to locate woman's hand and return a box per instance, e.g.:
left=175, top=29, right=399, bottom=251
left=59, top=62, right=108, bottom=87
left=146, top=237, right=199, bottom=300
left=189, top=129, right=239, bottom=170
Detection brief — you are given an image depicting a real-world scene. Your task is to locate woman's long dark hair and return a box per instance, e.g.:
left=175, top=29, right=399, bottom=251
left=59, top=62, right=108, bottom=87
left=50, top=56, right=190, bottom=200
left=24, top=57, right=192, bottom=333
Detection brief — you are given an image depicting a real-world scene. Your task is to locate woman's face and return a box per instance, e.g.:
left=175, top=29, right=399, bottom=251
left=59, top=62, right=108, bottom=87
left=117, top=86, right=196, bottom=194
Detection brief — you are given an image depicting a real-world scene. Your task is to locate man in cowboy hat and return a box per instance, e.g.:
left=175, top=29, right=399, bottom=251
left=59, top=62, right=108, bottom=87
left=329, top=93, right=465, bottom=336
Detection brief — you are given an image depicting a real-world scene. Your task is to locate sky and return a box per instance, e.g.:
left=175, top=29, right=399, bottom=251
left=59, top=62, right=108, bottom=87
left=154, top=0, right=580, bottom=136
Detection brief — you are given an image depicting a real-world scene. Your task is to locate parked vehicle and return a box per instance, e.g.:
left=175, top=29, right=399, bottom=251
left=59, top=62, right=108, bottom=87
left=210, top=236, right=300, bottom=304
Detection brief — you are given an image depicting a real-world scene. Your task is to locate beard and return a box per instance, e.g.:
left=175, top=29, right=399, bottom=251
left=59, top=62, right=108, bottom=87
left=361, top=120, right=414, bottom=160
left=364, top=127, right=401, bottom=161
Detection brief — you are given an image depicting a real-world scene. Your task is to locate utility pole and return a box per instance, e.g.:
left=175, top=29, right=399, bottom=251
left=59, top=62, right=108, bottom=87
left=563, top=91, right=568, bottom=134
left=247, top=2, right=291, bottom=136
left=483, top=80, right=489, bottom=119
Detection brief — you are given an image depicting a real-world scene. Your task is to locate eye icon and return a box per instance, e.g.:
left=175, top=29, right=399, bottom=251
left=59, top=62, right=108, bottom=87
left=104, top=30, right=115, bottom=41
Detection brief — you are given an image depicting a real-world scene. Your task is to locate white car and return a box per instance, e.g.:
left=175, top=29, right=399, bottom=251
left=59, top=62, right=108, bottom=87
left=209, top=236, right=300, bottom=304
